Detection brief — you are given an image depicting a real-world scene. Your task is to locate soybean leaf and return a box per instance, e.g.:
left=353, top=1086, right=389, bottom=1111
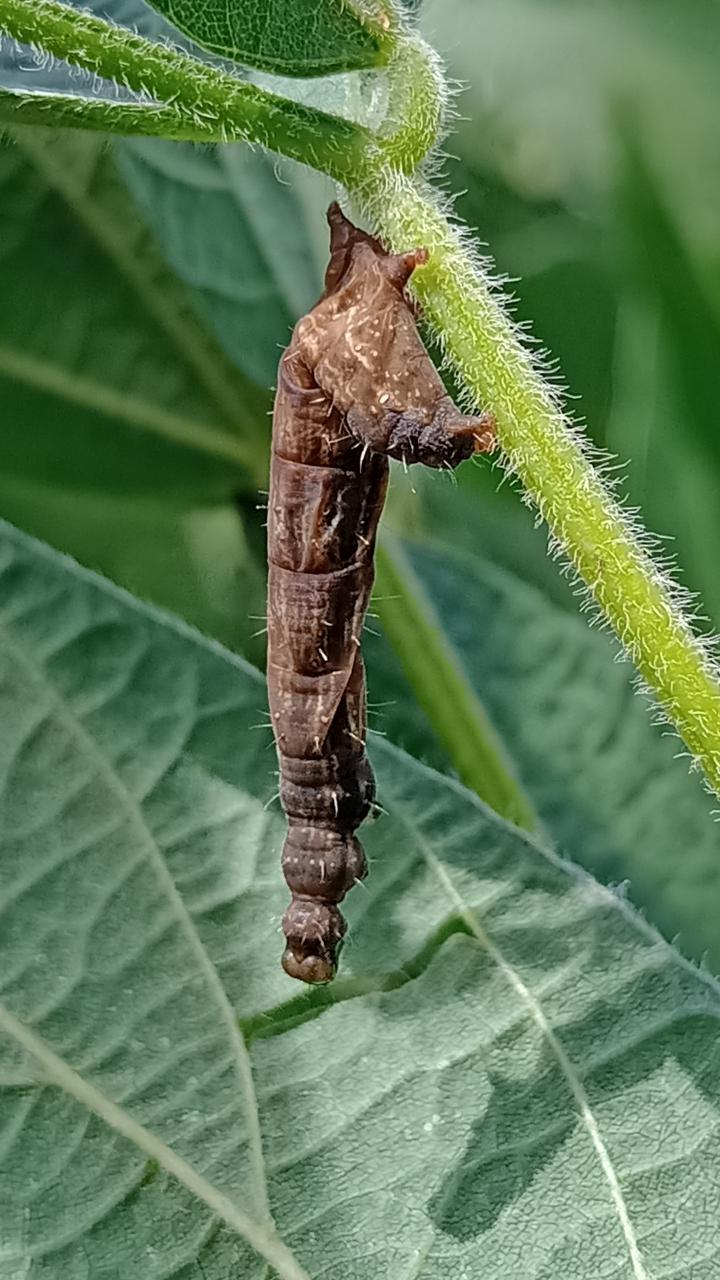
left=117, top=138, right=322, bottom=387
left=0, top=129, right=268, bottom=492
left=2, top=520, right=720, bottom=1278
left=366, top=536, right=720, bottom=970
left=143, top=0, right=394, bottom=75
left=0, top=129, right=270, bottom=648
left=616, top=141, right=720, bottom=473
left=372, top=540, right=538, bottom=832
left=0, top=479, right=267, bottom=657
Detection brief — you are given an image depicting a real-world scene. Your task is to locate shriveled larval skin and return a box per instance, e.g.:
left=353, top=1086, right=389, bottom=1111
left=267, top=203, right=495, bottom=984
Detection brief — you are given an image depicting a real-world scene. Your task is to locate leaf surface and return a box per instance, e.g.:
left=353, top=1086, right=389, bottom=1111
left=117, top=139, right=321, bottom=388
left=0, top=129, right=267, bottom=492
left=1, top=520, right=720, bottom=1279
left=143, top=0, right=394, bottom=74
left=0, top=129, right=271, bottom=649
left=367, top=536, right=720, bottom=968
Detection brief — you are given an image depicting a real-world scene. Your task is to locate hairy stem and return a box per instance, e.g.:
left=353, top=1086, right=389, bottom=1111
left=379, top=35, right=445, bottom=173
left=0, top=86, right=223, bottom=141
left=0, top=0, right=378, bottom=180
left=360, top=176, right=720, bottom=797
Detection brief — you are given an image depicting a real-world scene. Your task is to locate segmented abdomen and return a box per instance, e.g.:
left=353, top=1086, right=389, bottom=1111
left=267, top=357, right=387, bottom=983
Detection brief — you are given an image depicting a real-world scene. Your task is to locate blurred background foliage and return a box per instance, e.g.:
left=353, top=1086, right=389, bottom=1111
left=3, top=0, right=720, bottom=964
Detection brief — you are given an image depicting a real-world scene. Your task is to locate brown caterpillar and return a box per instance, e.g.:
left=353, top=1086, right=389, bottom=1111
left=267, top=204, right=494, bottom=984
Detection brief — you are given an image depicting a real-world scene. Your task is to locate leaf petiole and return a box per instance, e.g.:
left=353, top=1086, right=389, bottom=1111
left=0, top=0, right=379, bottom=181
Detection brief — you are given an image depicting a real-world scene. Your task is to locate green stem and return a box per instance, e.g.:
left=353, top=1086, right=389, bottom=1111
left=0, top=86, right=222, bottom=142
left=0, top=0, right=379, bottom=182
left=374, top=538, right=539, bottom=830
left=379, top=35, right=445, bottom=174
left=359, top=176, right=720, bottom=798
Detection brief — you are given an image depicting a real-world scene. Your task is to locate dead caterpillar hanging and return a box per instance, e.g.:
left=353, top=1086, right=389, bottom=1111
left=267, top=204, right=495, bottom=984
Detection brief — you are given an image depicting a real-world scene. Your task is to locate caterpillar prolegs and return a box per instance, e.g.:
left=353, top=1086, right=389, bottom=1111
left=267, top=204, right=494, bottom=983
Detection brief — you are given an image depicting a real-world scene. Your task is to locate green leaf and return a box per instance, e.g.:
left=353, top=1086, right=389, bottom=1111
left=0, top=478, right=268, bottom=657
left=367, top=536, right=720, bottom=969
left=616, top=138, right=720, bottom=474
left=143, top=0, right=394, bottom=75
left=449, top=164, right=617, bottom=454
left=602, top=138, right=720, bottom=630
left=0, top=129, right=271, bottom=647
left=0, top=1, right=378, bottom=186
left=374, top=538, right=538, bottom=832
left=116, top=138, right=321, bottom=387
left=2, top=519, right=720, bottom=1278
left=0, top=129, right=269, bottom=492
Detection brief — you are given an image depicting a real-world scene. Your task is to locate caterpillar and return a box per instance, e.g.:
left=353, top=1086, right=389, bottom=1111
left=267, top=204, right=495, bottom=983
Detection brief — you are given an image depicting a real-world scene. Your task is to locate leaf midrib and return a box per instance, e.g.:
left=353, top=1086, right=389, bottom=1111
left=0, top=618, right=272, bottom=1229
left=386, top=788, right=652, bottom=1280
left=9, top=129, right=268, bottom=453
left=0, top=345, right=253, bottom=468
left=4, top=523, right=720, bottom=1276
left=0, top=1001, right=311, bottom=1280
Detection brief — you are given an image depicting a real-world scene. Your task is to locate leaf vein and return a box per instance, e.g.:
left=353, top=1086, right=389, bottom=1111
left=388, top=793, right=653, bottom=1280
left=0, top=625, right=273, bottom=1228
left=0, top=1004, right=311, bottom=1280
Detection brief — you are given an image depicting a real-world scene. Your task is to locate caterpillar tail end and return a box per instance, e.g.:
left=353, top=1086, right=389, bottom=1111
left=281, top=947, right=337, bottom=985
left=281, top=897, right=347, bottom=985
